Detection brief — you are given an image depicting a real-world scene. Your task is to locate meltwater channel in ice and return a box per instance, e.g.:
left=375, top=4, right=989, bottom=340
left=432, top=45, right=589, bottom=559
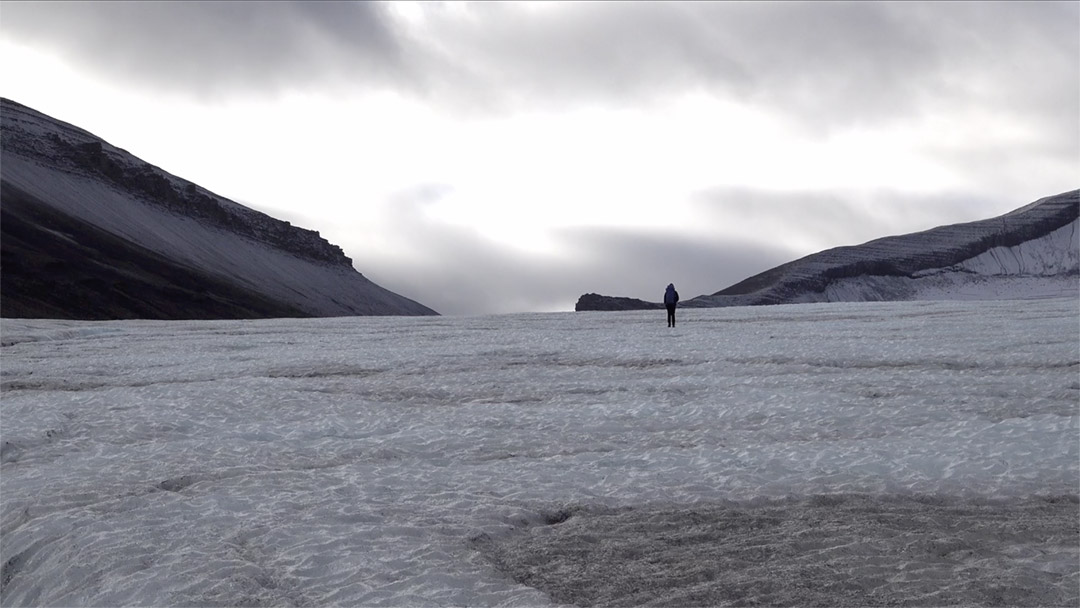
left=1, top=298, right=1077, bottom=606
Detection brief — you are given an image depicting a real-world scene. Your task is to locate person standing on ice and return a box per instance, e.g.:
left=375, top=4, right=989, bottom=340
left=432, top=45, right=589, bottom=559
left=664, top=283, right=679, bottom=327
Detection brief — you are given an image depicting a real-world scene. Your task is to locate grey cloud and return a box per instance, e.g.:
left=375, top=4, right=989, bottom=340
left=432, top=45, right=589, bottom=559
left=909, top=2, right=1079, bottom=152
left=412, top=2, right=753, bottom=110
left=402, top=1, right=1077, bottom=136
left=3, top=1, right=1074, bottom=135
left=355, top=188, right=579, bottom=315
left=689, top=187, right=1037, bottom=258
left=368, top=185, right=1065, bottom=315
left=353, top=190, right=791, bottom=315
left=1, top=1, right=406, bottom=99
left=552, top=226, right=795, bottom=303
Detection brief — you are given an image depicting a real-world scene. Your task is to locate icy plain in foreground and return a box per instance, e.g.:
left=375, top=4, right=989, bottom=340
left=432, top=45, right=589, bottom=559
left=1, top=298, right=1078, bottom=606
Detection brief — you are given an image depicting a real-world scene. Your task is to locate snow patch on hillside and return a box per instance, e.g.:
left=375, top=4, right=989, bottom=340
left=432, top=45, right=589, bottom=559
left=945, top=218, right=1079, bottom=277
left=809, top=219, right=1079, bottom=304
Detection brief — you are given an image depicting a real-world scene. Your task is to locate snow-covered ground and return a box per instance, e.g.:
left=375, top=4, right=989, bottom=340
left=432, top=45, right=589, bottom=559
left=1, top=299, right=1078, bottom=606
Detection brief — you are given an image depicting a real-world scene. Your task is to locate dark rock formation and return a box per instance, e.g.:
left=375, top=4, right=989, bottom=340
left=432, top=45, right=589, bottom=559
left=1, top=182, right=307, bottom=320
left=3, top=99, right=350, bottom=268
left=575, top=293, right=663, bottom=312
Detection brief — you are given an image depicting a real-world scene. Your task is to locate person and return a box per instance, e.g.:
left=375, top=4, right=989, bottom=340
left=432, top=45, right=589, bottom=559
left=664, top=283, right=679, bottom=327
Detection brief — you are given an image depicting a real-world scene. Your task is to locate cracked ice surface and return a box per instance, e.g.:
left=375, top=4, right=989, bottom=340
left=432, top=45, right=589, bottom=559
left=1, top=298, right=1077, bottom=606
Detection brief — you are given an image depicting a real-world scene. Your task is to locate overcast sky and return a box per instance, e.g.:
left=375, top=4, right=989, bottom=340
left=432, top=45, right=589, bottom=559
left=1, top=1, right=1077, bottom=315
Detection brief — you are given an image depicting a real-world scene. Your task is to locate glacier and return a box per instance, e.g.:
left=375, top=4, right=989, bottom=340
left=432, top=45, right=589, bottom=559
left=1, top=299, right=1077, bottom=606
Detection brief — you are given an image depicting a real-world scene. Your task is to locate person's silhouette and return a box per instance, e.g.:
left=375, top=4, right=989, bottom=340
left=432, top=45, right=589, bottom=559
left=664, top=283, right=679, bottom=327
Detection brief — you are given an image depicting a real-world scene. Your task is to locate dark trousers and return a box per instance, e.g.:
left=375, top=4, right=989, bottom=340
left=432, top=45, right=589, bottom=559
left=666, top=304, right=676, bottom=327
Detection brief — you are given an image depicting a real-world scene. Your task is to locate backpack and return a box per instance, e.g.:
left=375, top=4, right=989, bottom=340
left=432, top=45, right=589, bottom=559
left=664, top=285, right=678, bottom=305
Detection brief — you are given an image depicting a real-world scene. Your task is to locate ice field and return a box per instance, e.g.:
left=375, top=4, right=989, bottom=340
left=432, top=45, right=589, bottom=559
left=1, top=298, right=1078, bottom=606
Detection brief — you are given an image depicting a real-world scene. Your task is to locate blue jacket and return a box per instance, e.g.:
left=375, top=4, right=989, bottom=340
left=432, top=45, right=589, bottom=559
left=664, top=284, right=679, bottom=306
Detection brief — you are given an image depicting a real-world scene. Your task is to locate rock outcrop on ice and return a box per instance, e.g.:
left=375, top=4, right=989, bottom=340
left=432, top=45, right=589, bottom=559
left=576, top=189, right=1079, bottom=311
left=0, top=98, right=438, bottom=319
left=575, top=293, right=664, bottom=311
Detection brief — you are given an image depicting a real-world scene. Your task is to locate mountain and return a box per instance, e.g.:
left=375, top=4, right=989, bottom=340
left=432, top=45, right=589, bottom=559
left=0, top=98, right=438, bottom=319
left=576, top=189, right=1079, bottom=311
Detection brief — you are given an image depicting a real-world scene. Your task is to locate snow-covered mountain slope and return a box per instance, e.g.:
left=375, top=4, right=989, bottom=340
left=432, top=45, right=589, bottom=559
left=577, top=189, right=1078, bottom=311
left=0, top=98, right=437, bottom=319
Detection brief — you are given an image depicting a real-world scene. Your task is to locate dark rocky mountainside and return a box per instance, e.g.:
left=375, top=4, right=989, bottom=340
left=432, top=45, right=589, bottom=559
left=2, top=101, right=347, bottom=268
left=1, top=182, right=308, bottom=320
left=1, top=98, right=437, bottom=319
left=575, top=293, right=663, bottom=312
left=577, top=189, right=1079, bottom=311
